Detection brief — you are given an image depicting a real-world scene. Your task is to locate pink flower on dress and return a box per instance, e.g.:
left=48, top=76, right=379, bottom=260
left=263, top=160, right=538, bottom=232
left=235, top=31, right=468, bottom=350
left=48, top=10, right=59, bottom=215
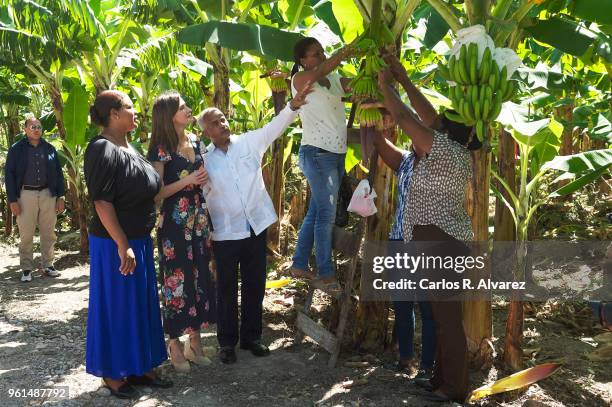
left=162, top=239, right=175, bottom=260
left=157, top=145, right=172, bottom=162
left=200, top=322, right=209, bottom=329
left=165, top=275, right=179, bottom=291
left=189, top=306, right=197, bottom=317
left=183, top=327, right=195, bottom=335
left=178, top=197, right=189, bottom=214
left=174, top=268, right=184, bottom=281
left=170, top=297, right=185, bottom=309
left=205, top=301, right=210, bottom=311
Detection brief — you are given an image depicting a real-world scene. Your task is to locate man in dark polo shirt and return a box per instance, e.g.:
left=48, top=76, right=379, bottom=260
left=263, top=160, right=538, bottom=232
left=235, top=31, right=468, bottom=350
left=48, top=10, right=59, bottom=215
left=5, top=117, right=65, bottom=282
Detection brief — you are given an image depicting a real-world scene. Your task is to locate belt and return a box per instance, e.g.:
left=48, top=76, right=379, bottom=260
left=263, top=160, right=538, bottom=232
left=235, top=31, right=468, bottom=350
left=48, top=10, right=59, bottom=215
left=23, top=185, right=47, bottom=191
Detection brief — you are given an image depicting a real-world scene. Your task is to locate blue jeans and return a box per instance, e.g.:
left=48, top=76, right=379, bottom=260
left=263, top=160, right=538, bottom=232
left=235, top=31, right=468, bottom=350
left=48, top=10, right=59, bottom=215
left=292, top=145, right=345, bottom=278
left=393, top=300, right=436, bottom=370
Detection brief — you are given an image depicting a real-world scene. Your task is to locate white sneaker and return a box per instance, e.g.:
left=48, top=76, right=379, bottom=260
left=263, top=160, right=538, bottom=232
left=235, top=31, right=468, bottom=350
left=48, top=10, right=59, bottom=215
left=21, top=270, right=32, bottom=282
left=44, top=266, right=60, bottom=277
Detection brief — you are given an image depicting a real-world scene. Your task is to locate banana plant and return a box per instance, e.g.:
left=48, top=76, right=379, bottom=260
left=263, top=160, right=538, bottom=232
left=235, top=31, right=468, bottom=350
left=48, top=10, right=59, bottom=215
left=492, top=105, right=612, bottom=370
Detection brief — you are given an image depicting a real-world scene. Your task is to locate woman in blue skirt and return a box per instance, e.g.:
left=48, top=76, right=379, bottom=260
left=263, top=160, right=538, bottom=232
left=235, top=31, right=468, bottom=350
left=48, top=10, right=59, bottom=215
left=84, top=90, right=172, bottom=399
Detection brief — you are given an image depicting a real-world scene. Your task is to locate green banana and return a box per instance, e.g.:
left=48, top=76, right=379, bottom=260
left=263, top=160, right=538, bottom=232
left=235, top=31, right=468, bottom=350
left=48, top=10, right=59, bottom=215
left=489, top=61, right=500, bottom=90
left=474, top=100, right=482, bottom=120
left=458, top=45, right=470, bottom=84
left=448, top=86, right=459, bottom=110
left=479, top=47, right=492, bottom=84
left=485, top=85, right=492, bottom=103
left=448, top=56, right=458, bottom=82
left=454, top=58, right=464, bottom=84
left=464, top=98, right=475, bottom=122
left=475, top=120, right=485, bottom=141
left=499, top=66, right=508, bottom=94
left=458, top=99, right=467, bottom=121
left=478, top=85, right=486, bottom=108
left=270, top=77, right=287, bottom=92
left=503, top=80, right=516, bottom=101
left=454, top=85, right=463, bottom=103
left=481, top=97, right=491, bottom=120
left=489, top=93, right=503, bottom=121
left=471, top=85, right=479, bottom=108
left=468, top=43, right=478, bottom=84
left=445, top=110, right=468, bottom=124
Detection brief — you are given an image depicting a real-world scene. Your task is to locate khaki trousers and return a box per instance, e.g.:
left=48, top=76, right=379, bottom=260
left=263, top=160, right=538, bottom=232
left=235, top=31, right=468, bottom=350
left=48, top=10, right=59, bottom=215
left=16, top=188, right=57, bottom=270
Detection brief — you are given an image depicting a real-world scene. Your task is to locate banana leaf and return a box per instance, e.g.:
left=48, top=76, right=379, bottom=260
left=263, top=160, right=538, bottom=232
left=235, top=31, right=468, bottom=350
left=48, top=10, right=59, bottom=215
left=63, top=83, right=89, bottom=149
left=542, top=148, right=612, bottom=173
left=177, top=21, right=305, bottom=61
left=330, top=0, right=364, bottom=43
left=569, top=0, right=612, bottom=26
left=524, top=16, right=596, bottom=57
left=468, top=363, right=562, bottom=402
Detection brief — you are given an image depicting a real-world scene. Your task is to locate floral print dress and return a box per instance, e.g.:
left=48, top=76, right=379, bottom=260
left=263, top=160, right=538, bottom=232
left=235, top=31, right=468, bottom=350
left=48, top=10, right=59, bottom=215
left=148, top=137, right=216, bottom=338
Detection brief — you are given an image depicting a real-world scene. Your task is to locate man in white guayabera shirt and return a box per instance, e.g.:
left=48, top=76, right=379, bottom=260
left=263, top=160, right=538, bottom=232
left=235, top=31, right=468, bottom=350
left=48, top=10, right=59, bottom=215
left=196, top=82, right=312, bottom=364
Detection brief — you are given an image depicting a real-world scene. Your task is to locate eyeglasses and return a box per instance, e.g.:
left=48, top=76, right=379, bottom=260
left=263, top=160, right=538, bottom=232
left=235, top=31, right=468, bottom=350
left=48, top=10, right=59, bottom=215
left=29, top=125, right=42, bottom=130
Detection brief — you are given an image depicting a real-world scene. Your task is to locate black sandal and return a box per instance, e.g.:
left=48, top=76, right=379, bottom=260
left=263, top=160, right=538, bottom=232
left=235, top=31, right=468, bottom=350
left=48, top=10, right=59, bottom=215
left=101, top=378, right=139, bottom=399
left=126, top=374, right=173, bottom=388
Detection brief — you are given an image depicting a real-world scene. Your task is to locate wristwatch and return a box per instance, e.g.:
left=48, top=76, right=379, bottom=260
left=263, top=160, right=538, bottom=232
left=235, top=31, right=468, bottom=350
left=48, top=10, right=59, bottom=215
left=289, top=103, right=300, bottom=111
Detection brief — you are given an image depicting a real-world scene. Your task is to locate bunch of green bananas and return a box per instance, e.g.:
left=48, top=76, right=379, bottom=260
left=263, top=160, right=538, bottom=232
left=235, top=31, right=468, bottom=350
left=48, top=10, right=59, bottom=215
left=364, top=54, right=387, bottom=76
left=350, top=23, right=395, bottom=129
left=358, top=106, right=383, bottom=129
left=350, top=72, right=382, bottom=102
left=270, top=76, right=288, bottom=93
left=439, top=43, right=517, bottom=141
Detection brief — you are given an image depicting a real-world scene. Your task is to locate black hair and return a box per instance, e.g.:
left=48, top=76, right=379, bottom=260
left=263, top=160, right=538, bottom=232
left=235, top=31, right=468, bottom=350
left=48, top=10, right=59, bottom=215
left=441, top=110, right=482, bottom=150
left=90, top=90, right=126, bottom=127
left=291, top=37, right=320, bottom=77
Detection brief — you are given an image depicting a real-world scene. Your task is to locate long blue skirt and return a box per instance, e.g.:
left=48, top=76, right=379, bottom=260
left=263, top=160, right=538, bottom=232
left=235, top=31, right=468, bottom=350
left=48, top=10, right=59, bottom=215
left=86, top=235, right=168, bottom=379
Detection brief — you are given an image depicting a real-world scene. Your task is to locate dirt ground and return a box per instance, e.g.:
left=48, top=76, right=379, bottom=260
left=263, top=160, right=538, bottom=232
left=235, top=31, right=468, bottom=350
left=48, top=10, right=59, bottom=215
left=0, top=241, right=610, bottom=407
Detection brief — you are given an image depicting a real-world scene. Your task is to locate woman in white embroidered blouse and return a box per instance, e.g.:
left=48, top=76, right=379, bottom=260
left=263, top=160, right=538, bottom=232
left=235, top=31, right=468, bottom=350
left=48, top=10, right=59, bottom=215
left=288, top=38, right=358, bottom=291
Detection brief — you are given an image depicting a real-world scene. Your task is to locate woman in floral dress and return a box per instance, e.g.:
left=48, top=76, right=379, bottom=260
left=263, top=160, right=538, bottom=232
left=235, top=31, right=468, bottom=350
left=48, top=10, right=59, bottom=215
left=147, top=91, right=216, bottom=372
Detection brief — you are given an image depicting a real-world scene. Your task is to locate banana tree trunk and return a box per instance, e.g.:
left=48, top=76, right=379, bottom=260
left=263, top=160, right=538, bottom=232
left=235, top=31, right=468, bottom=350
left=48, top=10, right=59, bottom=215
left=50, top=87, right=66, bottom=140
left=557, top=104, right=574, bottom=156
left=504, top=297, right=524, bottom=370
left=503, top=229, right=527, bottom=371
left=6, top=113, right=19, bottom=146
left=494, top=129, right=524, bottom=370
left=266, top=90, right=288, bottom=253
left=212, top=47, right=230, bottom=117
left=493, top=129, right=516, bottom=242
left=464, top=146, right=494, bottom=368
left=353, top=115, right=396, bottom=353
